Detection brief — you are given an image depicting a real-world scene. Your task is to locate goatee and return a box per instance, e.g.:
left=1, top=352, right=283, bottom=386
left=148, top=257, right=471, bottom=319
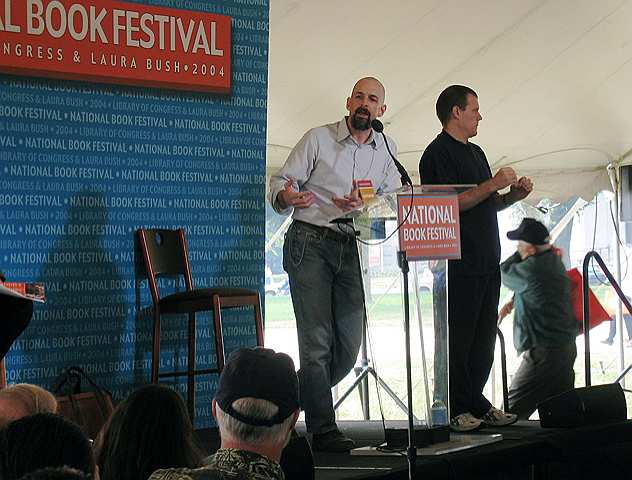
left=350, top=108, right=371, bottom=130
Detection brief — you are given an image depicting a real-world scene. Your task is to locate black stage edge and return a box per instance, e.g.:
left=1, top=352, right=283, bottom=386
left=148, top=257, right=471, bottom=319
left=194, top=419, right=632, bottom=480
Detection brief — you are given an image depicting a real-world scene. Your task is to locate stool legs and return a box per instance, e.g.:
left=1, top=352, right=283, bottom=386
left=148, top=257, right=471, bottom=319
left=147, top=292, right=261, bottom=423
left=253, top=295, right=264, bottom=347
left=0, top=358, right=6, bottom=389
left=213, top=293, right=264, bottom=348
left=212, top=295, right=226, bottom=373
left=150, top=309, right=208, bottom=422
left=151, top=309, right=161, bottom=384
left=187, top=312, right=197, bottom=421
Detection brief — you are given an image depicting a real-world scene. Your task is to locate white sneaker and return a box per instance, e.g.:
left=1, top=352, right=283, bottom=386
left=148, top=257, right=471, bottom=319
left=450, top=412, right=483, bottom=432
left=481, top=406, right=518, bottom=427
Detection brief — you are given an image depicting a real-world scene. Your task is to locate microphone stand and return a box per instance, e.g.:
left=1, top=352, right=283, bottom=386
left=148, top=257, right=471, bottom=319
left=370, top=119, right=416, bottom=477
left=398, top=250, right=416, bottom=480
left=382, top=133, right=412, bottom=188
left=371, top=119, right=413, bottom=188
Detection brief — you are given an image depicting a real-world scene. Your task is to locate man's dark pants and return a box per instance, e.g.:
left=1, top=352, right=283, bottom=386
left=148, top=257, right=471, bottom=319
left=432, top=268, right=448, bottom=404
left=283, top=221, right=364, bottom=434
left=448, top=268, right=501, bottom=418
left=507, top=343, right=576, bottom=419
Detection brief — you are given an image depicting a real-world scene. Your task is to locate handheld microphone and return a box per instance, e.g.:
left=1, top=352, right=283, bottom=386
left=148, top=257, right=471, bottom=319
left=371, top=119, right=412, bottom=187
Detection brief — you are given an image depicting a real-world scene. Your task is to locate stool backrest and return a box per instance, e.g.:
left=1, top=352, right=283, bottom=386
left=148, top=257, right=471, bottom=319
left=137, top=228, right=194, bottom=305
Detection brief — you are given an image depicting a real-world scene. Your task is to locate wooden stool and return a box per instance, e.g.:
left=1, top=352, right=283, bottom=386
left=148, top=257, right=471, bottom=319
left=138, top=228, right=264, bottom=421
left=214, top=293, right=264, bottom=346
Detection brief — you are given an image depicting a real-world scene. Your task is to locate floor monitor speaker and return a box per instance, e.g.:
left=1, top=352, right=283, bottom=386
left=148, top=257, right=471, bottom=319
left=538, top=383, right=627, bottom=428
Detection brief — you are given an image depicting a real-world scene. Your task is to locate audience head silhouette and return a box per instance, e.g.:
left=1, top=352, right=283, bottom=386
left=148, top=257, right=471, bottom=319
left=95, top=384, right=202, bottom=480
left=148, top=347, right=300, bottom=480
left=0, top=413, right=96, bottom=480
left=213, top=346, right=300, bottom=458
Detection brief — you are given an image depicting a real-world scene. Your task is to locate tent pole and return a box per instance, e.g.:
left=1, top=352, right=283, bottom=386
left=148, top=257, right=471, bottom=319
left=549, top=198, right=587, bottom=243
left=607, top=163, right=625, bottom=389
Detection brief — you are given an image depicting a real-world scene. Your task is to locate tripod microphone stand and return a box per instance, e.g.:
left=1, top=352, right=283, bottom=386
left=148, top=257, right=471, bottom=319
left=333, top=316, right=418, bottom=419
left=332, top=245, right=418, bottom=479
left=333, top=237, right=419, bottom=422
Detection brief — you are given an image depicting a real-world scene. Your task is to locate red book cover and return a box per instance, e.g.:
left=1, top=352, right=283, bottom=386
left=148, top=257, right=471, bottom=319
left=1, top=282, right=46, bottom=303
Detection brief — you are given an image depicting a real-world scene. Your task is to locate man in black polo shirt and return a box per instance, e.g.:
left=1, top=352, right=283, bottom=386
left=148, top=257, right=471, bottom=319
left=419, top=85, right=533, bottom=432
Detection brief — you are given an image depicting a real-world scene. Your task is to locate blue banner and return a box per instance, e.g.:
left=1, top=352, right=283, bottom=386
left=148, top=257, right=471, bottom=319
left=0, top=0, right=269, bottom=428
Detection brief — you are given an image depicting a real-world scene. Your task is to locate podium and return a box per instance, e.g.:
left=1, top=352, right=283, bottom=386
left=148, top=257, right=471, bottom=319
left=332, top=185, right=465, bottom=477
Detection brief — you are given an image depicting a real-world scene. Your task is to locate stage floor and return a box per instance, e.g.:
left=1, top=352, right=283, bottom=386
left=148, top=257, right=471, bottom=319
left=310, top=420, right=632, bottom=480
left=195, top=419, right=632, bottom=480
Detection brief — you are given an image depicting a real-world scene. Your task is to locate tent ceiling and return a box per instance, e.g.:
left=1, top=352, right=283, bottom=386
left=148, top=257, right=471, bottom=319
left=267, top=0, right=632, bottom=202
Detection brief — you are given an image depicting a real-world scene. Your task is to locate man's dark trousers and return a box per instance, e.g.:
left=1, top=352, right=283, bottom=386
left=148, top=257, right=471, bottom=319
left=448, top=268, right=501, bottom=418
left=507, top=343, right=576, bottom=419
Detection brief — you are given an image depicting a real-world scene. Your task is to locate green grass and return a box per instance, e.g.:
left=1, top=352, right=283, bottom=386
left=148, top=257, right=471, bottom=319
left=265, top=288, right=632, bottom=422
left=265, top=295, right=296, bottom=328
left=265, top=292, right=435, bottom=327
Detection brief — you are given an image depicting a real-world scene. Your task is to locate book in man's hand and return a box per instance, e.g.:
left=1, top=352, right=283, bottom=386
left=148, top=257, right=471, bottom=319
left=0, top=282, right=46, bottom=302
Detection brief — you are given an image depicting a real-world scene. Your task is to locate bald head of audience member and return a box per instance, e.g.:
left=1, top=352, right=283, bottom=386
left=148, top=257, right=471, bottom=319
left=0, top=384, right=57, bottom=427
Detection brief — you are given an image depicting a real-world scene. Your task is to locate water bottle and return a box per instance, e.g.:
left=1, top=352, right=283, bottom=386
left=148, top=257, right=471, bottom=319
left=430, top=400, right=448, bottom=426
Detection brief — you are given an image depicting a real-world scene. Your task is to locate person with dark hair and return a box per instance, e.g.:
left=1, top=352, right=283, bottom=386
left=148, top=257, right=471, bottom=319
left=94, top=384, right=202, bottom=480
left=0, top=413, right=96, bottom=480
left=499, top=218, right=578, bottom=419
left=18, top=467, right=91, bottom=480
left=149, top=347, right=300, bottom=480
left=268, top=77, right=401, bottom=452
left=419, top=85, right=533, bottom=432
left=0, top=270, right=33, bottom=362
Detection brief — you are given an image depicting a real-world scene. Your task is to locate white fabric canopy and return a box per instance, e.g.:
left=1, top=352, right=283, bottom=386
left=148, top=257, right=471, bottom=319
left=266, top=0, right=632, bottom=202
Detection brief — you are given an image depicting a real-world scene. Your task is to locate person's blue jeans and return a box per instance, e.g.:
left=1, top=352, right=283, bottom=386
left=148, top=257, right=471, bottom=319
left=283, top=221, right=365, bottom=434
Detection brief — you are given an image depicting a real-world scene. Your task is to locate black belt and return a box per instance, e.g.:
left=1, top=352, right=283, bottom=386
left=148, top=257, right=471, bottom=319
left=293, top=220, right=355, bottom=242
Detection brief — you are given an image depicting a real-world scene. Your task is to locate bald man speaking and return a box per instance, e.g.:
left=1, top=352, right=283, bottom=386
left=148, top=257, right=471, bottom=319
left=269, top=77, right=402, bottom=452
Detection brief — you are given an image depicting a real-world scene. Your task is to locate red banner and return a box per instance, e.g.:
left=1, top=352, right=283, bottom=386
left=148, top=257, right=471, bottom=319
left=0, top=0, right=231, bottom=93
left=397, top=193, right=461, bottom=261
